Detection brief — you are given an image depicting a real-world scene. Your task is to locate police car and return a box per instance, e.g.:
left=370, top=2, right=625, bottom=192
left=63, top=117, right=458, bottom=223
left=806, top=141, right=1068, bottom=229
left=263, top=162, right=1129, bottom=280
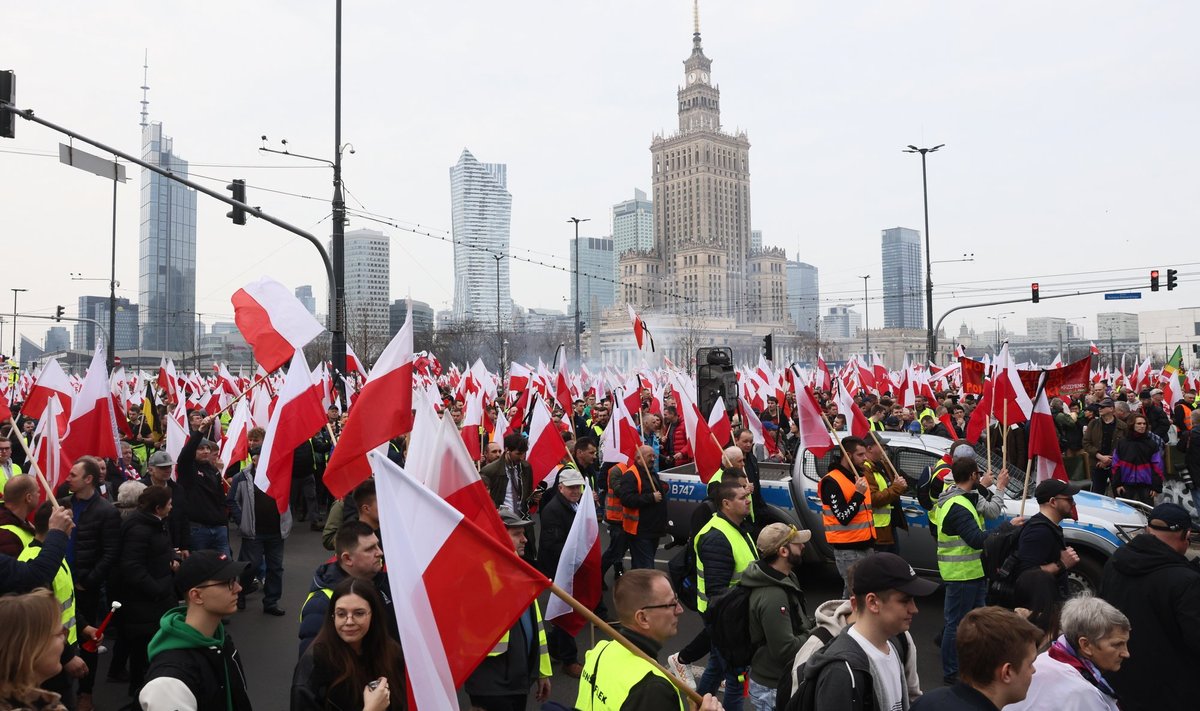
left=659, top=431, right=1150, bottom=594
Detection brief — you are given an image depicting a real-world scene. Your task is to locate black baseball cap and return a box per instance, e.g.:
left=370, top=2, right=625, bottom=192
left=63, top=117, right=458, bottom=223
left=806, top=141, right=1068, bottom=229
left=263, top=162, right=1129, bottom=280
left=1147, top=503, right=1199, bottom=533
left=851, top=552, right=940, bottom=597
left=175, top=550, right=248, bottom=597
left=1035, top=479, right=1080, bottom=504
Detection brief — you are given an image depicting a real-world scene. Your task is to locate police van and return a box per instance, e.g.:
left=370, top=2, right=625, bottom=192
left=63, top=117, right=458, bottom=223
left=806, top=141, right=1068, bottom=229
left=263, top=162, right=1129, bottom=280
left=659, top=431, right=1149, bottom=593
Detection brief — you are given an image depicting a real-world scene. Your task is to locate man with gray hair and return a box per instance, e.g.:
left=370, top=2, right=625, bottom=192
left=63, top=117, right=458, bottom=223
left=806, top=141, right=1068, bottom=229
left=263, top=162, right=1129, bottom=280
left=1006, top=594, right=1130, bottom=710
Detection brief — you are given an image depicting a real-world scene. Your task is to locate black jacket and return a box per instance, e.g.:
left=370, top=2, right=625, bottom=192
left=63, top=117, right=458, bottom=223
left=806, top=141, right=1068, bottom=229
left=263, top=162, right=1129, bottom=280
left=161, top=479, right=192, bottom=551
left=617, top=465, right=668, bottom=538
left=695, top=513, right=756, bottom=599
left=177, top=431, right=228, bottom=526
left=1012, top=512, right=1068, bottom=594
left=141, top=625, right=252, bottom=711
left=298, top=561, right=398, bottom=657
left=1099, top=532, right=1200, bottom=711
left=65, top=491, right=121, bottom=589
left=537, top=492, right=576, bottom=578
left=114, top=510, right=178, bottom=636
left=743, top=450, right=768, bottom=522
left=0, top=529, right=68, bottom=595
left=911, top=682, right=998, bottom=710
left=291, top=644, right=406, bottom=711
left=802, top=626, right=911, bottom=711
left=292, top=434, right=332, bottom=481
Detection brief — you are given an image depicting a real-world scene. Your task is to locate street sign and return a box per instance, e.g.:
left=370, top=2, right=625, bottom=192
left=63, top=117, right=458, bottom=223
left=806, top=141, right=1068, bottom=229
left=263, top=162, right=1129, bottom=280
left=59, top=143, right=126, bottom=182
left=1104, top=292, right=1142, bottom=300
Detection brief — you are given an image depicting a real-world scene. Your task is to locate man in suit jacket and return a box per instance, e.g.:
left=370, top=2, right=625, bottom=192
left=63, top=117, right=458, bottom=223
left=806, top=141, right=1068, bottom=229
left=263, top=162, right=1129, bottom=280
left=481, top=432, right=541, bottom=562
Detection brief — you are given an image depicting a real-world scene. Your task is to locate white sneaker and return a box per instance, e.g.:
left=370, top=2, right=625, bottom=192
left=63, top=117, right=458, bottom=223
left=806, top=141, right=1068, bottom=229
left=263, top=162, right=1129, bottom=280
left=667, top=652, right=696, bottom=689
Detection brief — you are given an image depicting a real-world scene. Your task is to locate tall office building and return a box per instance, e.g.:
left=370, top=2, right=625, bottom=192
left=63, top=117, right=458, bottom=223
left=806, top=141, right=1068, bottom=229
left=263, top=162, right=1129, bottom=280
left=570, top=236, right=617, bottom=325
left=751, top=230, right=763, bottom=251
left=76, top=296, right=139, bottom=351
left=881, top=227, right=924, bottom=330
left=390, top=298, right=434, bottom=339
left=1027, top=317, right=1069, bottom=342
left=612, top=188, right=654, bottom=265
left=1097, top=312, right=1138, bottom=341
left=824, top=305, right=862, bottom=339
left=450, top=149, right=512, bottom=326
left=295, top=285, right=317, bottom=316
left=44, top=327, right=70, bottom=353
left=787, top=260, right=820, bottom=333
left=138, top=122, right=197, bottom=352
left=20, top=336, right=44, bottom=365
left=338, top=228, right=390, bottom=336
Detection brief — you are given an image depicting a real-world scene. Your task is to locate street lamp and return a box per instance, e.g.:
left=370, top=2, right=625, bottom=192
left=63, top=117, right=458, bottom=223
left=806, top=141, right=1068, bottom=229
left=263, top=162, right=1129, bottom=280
left=1164, top=325, right=1182, bottom=363
left=494, top=253, right=504, bottom=375
left=1061, top=316, right=1088, bottom=362
left=903, top=143, right=944, bottom=364
left=989, top=311, right=1015, bottom=351
left=9, top=288, right=26, bottom=358
left=859, top=274, right=871, bottom=357
left=567, top=217, right=590, bottom=361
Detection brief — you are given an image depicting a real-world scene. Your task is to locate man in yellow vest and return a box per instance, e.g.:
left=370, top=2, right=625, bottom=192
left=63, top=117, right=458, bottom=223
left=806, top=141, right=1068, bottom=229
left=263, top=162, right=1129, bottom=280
left=694, top=478, right=758, bottom=710
left=863, top=437, right=908, bottom=554
left=465, top=507, right=552, bottom=710
left=931, top=457, right=1022, bottom=685
left=0, top=473, right=38, bottom=557
left=0, top=438, right=23, bottom=488
left=819, top=436, right=874, bottom=597
left=576, top=568, right=722, bottom=711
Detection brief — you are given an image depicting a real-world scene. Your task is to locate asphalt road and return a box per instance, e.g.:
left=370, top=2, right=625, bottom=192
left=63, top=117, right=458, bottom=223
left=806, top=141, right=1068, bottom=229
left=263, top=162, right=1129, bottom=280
left=92, top=523, right=950, bottom=711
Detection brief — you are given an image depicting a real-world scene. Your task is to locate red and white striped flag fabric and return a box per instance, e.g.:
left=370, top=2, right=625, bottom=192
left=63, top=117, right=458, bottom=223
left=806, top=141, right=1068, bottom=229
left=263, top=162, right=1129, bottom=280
left=23, top=358, right=73, bottom=428
left=798, top=385, right=836, bottom=458
left=627, top=304, right=655, bottom=352
left=255, top=351, right=328, bottom=513
left=219, top=399, right=252, bottom=472
left=545, top=479, right=601, bottom=636
left=371, top=451, right=550, bottom=711
left=323, top=306, right=415, bottom=499
left=63, top=345, right=121, bottom=462
left=231, top=276, right=326, bottom=372
left=1028, top=383, right=1069, bottom=483
left=32, top=395, right=71, bottom=494
left=345, top=343, right=367, bottom=378
left=527, top=397, right=569, bottom=488
left=738, top=394, right=779, bottom=457
left=707, top=397, right=733, bottom=449
left=415, top=414, right=510, bottom=546
left=833, top=379, right=871, bottom=439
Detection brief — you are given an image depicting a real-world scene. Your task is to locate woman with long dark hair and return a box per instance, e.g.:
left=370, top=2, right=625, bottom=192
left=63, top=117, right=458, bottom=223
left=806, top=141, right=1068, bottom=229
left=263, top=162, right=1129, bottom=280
left=1111, top=413, right=1163, bottom=505
left=0, top=588, right=69, bottom=711
left=291, top=578, right=405, bottom=711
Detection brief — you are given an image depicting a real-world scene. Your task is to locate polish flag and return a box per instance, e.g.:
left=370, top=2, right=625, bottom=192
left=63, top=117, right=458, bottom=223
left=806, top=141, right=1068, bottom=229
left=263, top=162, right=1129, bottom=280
left=23, top=359, right=73, bottom=428
left=833, top=380, right=871, bottom=439
left=599, top=396, right=642, bottom=466
left=627, top=304, right=655, bottom=351
left=738, top=394, right=779, bottom=457
left=1027, top=383, right=1069, bottom=483
left=231, top=276, right=326, bottom=372
left=63, top=346, right=121, bottom=462
left=797, top=385, right=836, bottom=458
left=371, top=451, right=551, bottom=711
left=545, top=479, right=601, bottom=636
left=255, top=351, right=328, bottom=513
left=528, top=398, right=569, bottom=488
left=32, top=395, right=71, bottom=494
left=676, top=397, right=723, bottom=483
left=458, top=388, right=486, bottom=462
left=164, top=401, right=189, bottom=472
left=219, top=399, right=252, bottom=471
left=707, top=397, right=733, bottom=448
left=990, top=343, right=1033, bottom=426
left=413, top=414, right=510, bottom=546
left=816, top=351, right=832, bottom=391
left=1089, top=342, right=1101, bottom=356
left=157, top=357, right=180, bottom=404
left=324, top=310, right=415, bottom=499
left=345, top=343, right=367, bottom=378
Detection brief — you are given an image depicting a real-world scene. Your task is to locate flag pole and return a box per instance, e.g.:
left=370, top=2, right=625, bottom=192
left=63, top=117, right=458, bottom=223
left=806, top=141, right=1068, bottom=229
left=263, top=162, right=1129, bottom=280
left=214, top=371, right=274, bottom=417
left=867, top=430, right=904, bottom=483
left=546, top=582, right=704, bottom=706
left=1001, top=399, right=1009, bottom=481
left=1019, top=455, right=1035, bottom=517
left=7, top=417, right=62, bottom=509
left=820, top=413, right=862, bottom=479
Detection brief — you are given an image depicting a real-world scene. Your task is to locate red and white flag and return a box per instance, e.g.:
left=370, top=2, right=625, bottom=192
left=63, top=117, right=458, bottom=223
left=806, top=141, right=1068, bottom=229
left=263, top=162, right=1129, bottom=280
left=63, top=345, right=121, bottom=462
left=23, top=359, right=73, bottom=428
left=345, top=343, right=367, bottom=378
left=255, top=351, right=328, bottom=513
left=627, top=304, right=655, bottom=352
left=1027, top=383, right=1069, bottom=483
left=219, top=399, right=252, bottom=471
left=528, top=397, right=569, bottom=488
left=545, top=479, right=601, bottom=636
left=707, top=397, right=733, bottom=449
left=232, top=276, right=326, bottom=372
left=324, top=307, right=415, bottom=499
left=32, top=395, right=71, bottom=493
left=797, top=385, right=836, bottom=458
left=833, top=380, right=871, bottom=439
left=738, top=394, right=779, bottom=457
left=371, top=451, right=550, bottom=711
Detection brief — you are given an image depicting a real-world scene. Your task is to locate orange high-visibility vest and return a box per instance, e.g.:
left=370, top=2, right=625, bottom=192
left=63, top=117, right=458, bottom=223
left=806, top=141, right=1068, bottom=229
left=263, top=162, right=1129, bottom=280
left=820, top=467, right=876, bottom=545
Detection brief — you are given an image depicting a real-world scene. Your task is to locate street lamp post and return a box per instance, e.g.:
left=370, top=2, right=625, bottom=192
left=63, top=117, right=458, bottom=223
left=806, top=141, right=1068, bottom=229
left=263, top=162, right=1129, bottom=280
left=1164, top=326, right=1182, bottom=364
left=568, top=217, right=590, bottom=362
left=10, top=288, right=26, bottom=358
left=903, top=144, right=944, bottom=364
left=494, top=253, right=504, bottom=375
left=859, top=274, right=871, bottom=357
left=990, top=311, right=1014, bottom=351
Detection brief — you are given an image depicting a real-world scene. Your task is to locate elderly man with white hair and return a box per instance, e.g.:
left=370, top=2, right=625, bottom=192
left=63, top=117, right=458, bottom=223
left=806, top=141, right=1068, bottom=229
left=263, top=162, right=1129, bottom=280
left=1004, top=595, right=1130, bottom=711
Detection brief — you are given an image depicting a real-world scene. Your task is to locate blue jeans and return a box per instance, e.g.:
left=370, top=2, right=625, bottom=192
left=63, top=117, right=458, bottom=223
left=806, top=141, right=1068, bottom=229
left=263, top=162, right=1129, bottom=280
left=239, top=533, right=285, bottom=608
left=942, top=578, right=988, bottom=680
left=190, top=523, right=231, bottom=557
left=748, top=679, right=776, bottom=711
left=697, top=628, right=746, bottom=711
left=628, top=535, right=658, bottom=570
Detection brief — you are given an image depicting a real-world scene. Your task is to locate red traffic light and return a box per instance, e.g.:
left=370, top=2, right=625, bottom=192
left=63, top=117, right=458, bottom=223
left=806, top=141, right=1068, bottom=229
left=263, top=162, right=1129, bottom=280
left=1151, top=270, right=1161, bottom=292
left=1031, top=282, right=1040, bottom=303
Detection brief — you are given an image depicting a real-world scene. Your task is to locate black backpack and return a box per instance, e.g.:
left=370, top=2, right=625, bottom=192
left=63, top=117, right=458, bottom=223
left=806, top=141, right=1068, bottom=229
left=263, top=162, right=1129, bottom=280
left=782, top=631, right=910, bottom=711
left=666, top=544, right=698, bottom=612
left=982, top=521, right=1023, bottom=606
left=707, top=584, right=755, bottom=668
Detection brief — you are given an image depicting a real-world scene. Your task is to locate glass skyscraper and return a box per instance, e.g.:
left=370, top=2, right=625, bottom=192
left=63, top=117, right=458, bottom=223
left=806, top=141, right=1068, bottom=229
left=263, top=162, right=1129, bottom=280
left=786, top=260, right=820, bottom=333
left=139, top=122, right=197, bottom=352
left=881, top=227, right=924, bottom=330
left=450, top=149, right=512, bottom=327
left=569, top=236, right=617, bottom=325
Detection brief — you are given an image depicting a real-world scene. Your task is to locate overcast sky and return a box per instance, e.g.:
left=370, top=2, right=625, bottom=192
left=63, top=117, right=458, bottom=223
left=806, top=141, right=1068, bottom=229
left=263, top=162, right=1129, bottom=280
left=4, top=1, right=1199, bottom=356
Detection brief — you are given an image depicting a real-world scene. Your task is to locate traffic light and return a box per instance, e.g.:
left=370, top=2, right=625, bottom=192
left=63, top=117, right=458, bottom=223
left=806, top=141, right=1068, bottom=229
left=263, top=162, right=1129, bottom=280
left=1192, top=344, right=1199, bottom=356
left=0, top=70, right=14, bottom=139
left=1031, top=283, right=1040, bottom=304
left=1167, top=268, right=1179, bottom=291
left=1150, top=270, right=1160, bottom=292
left=54, top=305, right=64, bottom=322
left=226, top=179, right=247, bottom=225
left=577, top=321, right=586, bottom=334
left=763, top=333, right=774, bottom=361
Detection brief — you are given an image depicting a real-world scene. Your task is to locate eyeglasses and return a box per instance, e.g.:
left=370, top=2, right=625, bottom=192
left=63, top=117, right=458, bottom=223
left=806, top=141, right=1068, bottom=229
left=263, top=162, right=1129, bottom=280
left=194, top=579, right=238, bottom=592
left=334, top=608, right=372, bottom=622
left=1052, top=496, right=1075, bottom=504
left=641, top=597, right=681, bottom=612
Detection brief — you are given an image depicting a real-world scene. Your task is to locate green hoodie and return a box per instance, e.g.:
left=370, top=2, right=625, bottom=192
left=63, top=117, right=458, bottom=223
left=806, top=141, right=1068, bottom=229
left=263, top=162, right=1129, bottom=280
left=740, top=559, right=814, bottom=688
left=147, top=607, right=236, bottom=711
